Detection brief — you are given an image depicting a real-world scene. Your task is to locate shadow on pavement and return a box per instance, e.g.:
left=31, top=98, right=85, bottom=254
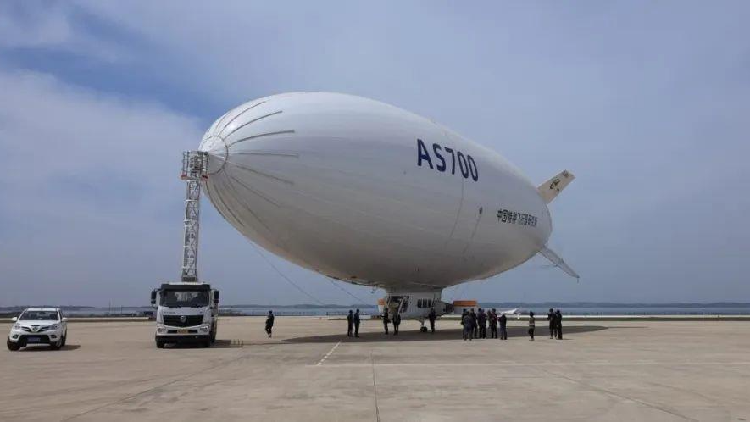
left=284, top=325, right=610, bottom=344
left=15, top=344, right=81, bottom=352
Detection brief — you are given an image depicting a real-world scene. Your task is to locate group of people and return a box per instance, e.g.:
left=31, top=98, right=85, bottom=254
left=547, top=308, right=564, bottom=340
left=460, top=308, right=564, bottom=341
left=380, top=308, right=402, bottom=335
left=380, top=307, right=440, bottom=336
left=460, top=308, right=508, bottom=341
left=264, top=307, right=564, bottom=341
left=346, top=309, right=362, bottom=337
left=527, top=308, right=564, bottom=341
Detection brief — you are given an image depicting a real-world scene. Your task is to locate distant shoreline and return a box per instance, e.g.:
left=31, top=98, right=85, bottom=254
left=2, top=302, right=750, bottom=310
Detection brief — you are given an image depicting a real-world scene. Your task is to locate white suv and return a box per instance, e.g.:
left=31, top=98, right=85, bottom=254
left=7, top=308, right=68, bottom=351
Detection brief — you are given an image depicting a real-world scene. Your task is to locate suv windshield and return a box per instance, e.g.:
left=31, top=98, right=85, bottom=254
left=160, top=291, right=209, bottom=308
left=20, top=311, right=59, bottom=321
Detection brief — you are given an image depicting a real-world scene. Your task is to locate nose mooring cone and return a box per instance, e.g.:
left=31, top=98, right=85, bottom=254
left=199, top=136, right=229, bottom=175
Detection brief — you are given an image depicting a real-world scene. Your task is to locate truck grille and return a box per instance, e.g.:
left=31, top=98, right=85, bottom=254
left=163, top=315, right=203, bottom=327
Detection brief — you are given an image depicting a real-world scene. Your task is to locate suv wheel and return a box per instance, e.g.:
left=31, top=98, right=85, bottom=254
left=50, top=338, right=62, bottom=350
left=7, top=340, right=20, bottom=351
left=61, top=333, right=67, bottom=347
left=156, top=340, right=165, bottom=348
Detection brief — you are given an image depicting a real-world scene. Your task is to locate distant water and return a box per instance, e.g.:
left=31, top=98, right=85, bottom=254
left=2, top=304, right=749, bottom=317
left=0, top=306, right=380, bottom=317
left=503, top=306, right=750, bottom=316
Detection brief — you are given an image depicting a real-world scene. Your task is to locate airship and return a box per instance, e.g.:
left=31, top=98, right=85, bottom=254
left=197, top=92, right=577, bottom=326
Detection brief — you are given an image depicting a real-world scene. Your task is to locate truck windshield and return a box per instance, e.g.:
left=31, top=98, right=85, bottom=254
left=160, top=291, right=209, bottom=308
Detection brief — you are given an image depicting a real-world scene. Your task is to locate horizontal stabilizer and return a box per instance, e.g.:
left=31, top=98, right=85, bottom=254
left=539, top=246, right=580, bottom=280
left=538, top=170, right=575, bottom=203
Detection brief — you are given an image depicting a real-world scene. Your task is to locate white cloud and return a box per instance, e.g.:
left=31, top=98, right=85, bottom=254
left=0, top=68, right=200, bottom=200
left=0, top=68, right=204, bottom=305
left=0, top=2, right=128, bottom=62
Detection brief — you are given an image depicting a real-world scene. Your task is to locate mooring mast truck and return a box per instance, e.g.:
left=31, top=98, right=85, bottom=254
left=150, top=151, right=220, bottom=348
left=151, top=282, right=219, bottom=348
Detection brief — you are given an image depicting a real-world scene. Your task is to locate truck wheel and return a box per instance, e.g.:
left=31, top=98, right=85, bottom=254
left=156, top=340, right=165, bottom=348
left=7, top=340, right=19, bottom=351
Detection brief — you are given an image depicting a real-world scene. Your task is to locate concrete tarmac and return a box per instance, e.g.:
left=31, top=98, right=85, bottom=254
left=2, top=317, right=749, bottom=422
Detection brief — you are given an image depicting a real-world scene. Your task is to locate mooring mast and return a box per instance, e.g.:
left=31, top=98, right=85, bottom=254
left=179, top=151, right=208, bottom=283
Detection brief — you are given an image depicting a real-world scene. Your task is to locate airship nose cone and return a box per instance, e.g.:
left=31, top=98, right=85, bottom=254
left=198, top=135, right=229, bottom=175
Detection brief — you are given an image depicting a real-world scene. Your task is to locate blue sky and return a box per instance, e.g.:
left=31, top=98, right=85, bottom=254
left=1, top=1, right=748, bottom=306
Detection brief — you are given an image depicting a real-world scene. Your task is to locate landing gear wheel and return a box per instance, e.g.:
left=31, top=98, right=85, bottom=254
left=156, top=340, right=165, bottom=348
left=420, top=326, right=428, bottom=333
left=7, top=340, right=19, bottom=351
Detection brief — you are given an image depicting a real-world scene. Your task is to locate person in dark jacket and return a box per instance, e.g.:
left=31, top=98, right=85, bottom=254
left=489, top=308, right=498, bottom=339
left=478, top=308, right=487, bottom=339
left=555, top=309, right=563, bottom=340
left=470, top=309, right=478, bottom=339
left=547, top=308, right=556, bottom=339
left=382, top=308, right=390, bottom=335
left=499, top=313, right=508, bottom=340
left=265, top=310, right=275, bottom=338
left=392, top=312, right=401, bottom=335
left=528, top=311, right=536, bottom=341
left=346, top=310, right=354, bottom=337
left=428, top=308, right=437, bottom=334
left=353, top=309, right=361, bottom=337
left=461, top=309, right=472, bottom=341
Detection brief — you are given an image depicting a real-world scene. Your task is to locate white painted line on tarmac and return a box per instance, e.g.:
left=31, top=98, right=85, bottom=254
left=316, top=341, right=341, bottom=366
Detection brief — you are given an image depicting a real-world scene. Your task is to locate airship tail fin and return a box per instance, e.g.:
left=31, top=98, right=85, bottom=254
left=538, top=170, right=575, bottom=203
left=539, top=246, right=580, bottom=280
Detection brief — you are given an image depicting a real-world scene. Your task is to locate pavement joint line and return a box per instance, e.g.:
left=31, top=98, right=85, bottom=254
left=316, top=340, right=341, bottom=366
left=59, top=350, right=251, bottom=422
left=370, top=352, right=381, bottom=422
left=309, top=362, right=750, bottom=368
left=533, top=365, right=698, bottom=421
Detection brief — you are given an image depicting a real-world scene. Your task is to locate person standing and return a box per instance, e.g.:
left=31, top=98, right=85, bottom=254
left=478, top=308, right=487, bottom=339
left=392, top=312, right=401, bottom=335
left=461, top=309, right=472, bottom=341
left=547, top=308, right=557, bottom=338
left=428, top=307, right=437, bottom=334
left=353, top=309, right=361, bottom=337
left=555, top=309, right=563, bottom=340
left=470, top=308, right=478, bottom=339
left=489, top=308, right=498, bottom=339
left=346, top=310, right=354, bottom=337
left=528, top=311, right=536, bottom=341
left=499, top=313, right=508, bottom=340
left=265, top=310, right=275, bottom=338
left=382, top=308, right=390, bottom=335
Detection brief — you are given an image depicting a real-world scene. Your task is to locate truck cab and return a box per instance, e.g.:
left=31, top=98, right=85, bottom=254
left=151, top=282, right=219, bottom=348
